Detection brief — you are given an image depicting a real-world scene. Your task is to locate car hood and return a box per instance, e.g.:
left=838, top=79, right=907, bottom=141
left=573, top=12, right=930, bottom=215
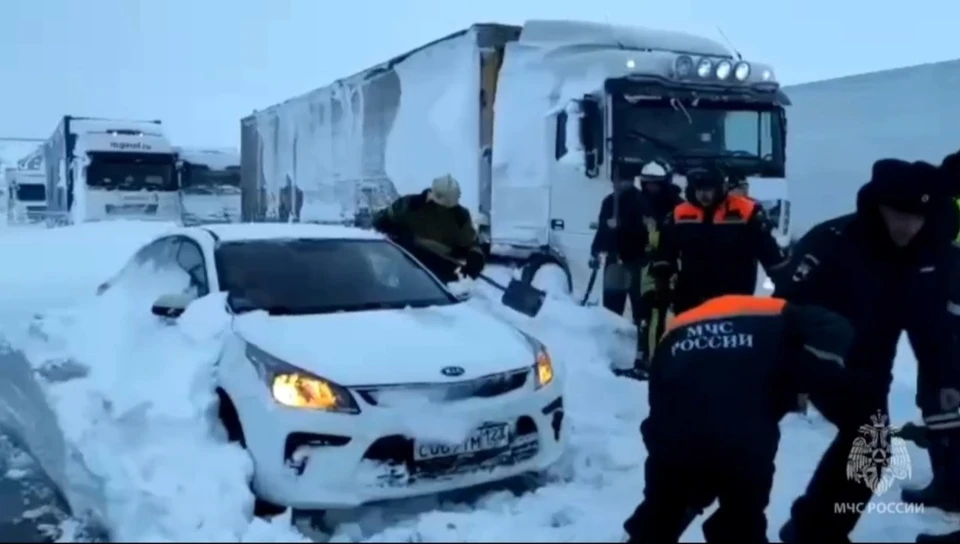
left=232, top=303, right=535, bottom=386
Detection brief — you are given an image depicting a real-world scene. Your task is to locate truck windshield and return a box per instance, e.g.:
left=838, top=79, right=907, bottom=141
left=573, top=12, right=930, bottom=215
left=15, top=184, right=45, bottom=202
left=86, top=155, right=177, bottom=191
left=181, top=165, right=240, bottom=194
left=612, top=97, right=785, bottom=178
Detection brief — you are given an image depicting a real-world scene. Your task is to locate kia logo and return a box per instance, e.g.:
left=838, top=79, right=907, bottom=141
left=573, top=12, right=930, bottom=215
left=441, top=366, right=465, bottom=377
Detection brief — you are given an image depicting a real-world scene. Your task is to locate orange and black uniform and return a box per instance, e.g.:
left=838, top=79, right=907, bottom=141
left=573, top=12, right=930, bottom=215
left=623, top=295, right=858, bottom=543
left=651, top=194, right=788, bottom=314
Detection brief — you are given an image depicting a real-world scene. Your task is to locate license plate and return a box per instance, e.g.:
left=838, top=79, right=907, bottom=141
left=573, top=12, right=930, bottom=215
left=414, top=423, right=509, bottom=461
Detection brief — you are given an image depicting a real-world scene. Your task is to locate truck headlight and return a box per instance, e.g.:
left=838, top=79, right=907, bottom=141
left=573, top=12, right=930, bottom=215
left=535, top=350, right=554, bottom=389
left=715, top=60, right=733, bottom=80
left=696, top=58, right=713, bottom=78
left=674, top=55, right=694, bottom=78
left=246, top=342, right=360, bottom=414
left=734, top=61, right=751, bottom=81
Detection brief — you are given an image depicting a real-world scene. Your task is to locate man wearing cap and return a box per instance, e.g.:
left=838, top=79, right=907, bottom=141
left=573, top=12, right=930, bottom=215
left=372, top=174, right=486, bottom=284
left=650, top=165, right=788, bottom=318
left=776, top=158, right=960, bottom=542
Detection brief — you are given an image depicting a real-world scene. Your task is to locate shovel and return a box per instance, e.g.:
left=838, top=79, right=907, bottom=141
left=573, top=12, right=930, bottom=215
left=413, top=239, right=547, bottom=318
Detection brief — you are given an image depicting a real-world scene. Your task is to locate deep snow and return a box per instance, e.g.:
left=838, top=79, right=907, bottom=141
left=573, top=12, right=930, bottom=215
left=0, top=222, right=955, bottom=542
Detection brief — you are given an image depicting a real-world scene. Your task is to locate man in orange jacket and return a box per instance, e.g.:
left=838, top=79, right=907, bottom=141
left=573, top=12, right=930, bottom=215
left=650, top=166, right=789, bottom=316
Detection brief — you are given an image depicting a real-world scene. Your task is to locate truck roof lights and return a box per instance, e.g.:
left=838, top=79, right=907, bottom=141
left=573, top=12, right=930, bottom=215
left=696, top=58, right=713, bottom=78
left=734, top=62, right=751, bottom=81
left=674, top=55, right=694, bottom=78
left=716, top=60, right=733, bottom=80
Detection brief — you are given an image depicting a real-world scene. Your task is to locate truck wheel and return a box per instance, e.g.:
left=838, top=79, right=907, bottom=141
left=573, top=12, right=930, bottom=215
left=520, top=254, right=572, bottom=295
left=216, top=389, right=285, bottom=518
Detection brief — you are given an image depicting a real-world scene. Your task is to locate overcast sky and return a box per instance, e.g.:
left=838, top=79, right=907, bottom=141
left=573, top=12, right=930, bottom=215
left=3, top=0, right=959, bottom=148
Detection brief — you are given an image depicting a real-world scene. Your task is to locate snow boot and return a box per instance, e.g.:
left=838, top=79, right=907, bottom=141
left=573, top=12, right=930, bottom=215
left=917, top=530, right=960, bottom=543
left=901, top=444, right=960, bottom=512
left=779, top=518, right=851, bottom=543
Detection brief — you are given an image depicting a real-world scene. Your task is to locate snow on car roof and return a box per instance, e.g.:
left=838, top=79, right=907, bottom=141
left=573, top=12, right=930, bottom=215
left=201, top=222, right=384, bottom=242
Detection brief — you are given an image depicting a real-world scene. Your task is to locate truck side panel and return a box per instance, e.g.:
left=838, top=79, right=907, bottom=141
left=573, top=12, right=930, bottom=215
left=239, top=24, right=520, bottom=226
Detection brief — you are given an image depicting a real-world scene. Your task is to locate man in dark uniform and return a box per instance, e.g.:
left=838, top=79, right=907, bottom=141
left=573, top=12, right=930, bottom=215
left=589, top=168, right=652, bottom=373
left=372, top=174, right=485, bottom=284
left=901, top=151, right=960, bottom=516
left=776, top=158, right=960, bottom=542
left=650, top=166, right=789, bottom=316
left=622, top=294, right=860, bottom=543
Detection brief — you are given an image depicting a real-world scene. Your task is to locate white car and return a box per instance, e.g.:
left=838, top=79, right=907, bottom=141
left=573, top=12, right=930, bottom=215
left=98, top=223, right=567, bottom=511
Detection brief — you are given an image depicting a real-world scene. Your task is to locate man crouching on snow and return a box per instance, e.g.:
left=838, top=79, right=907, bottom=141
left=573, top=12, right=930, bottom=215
left=372, top=174, right=486, bottom=283
left=622, top=294, right=864, bottom=543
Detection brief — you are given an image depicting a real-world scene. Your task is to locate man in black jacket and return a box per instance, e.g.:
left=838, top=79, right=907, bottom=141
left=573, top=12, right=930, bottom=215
left=622, top=295, right=860, bottom=543
left=776, top=158, right=960, bottom=541
left=901, top=150, right=960, bottom=516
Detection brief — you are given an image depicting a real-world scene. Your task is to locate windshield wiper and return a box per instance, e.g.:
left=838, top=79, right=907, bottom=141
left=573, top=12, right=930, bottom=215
left=625, top=129, right=682, bottom=156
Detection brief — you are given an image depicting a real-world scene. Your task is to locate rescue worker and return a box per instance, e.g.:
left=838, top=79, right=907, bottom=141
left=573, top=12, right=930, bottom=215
left=775, top=158, right=960, bottom=542
left=623, top=294, right=860, bottom=543
left=650, top=166, right=789, bottom=316
left=901, top=151, right=960, bottom=515
left=634, top=161, right=684, bottom=369
left=589, top=167, right=651, bottom=369
left=372, top=174, right=485, bottom=284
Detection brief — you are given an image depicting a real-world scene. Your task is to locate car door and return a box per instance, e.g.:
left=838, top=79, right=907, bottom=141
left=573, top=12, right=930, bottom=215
left=170, top=236, right=212, bottom=298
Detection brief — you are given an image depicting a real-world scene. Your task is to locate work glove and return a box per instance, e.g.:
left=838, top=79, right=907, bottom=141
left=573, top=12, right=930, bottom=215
left=462, top=250, right=485, bottom=279
left=588, top=254, right=601, bottom=270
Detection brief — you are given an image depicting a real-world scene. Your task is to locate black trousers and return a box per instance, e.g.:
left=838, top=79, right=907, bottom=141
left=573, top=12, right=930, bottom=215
left=624, top=435, right=774, bottom=543
left=602, top=262, right=648, bottom=362
left=787, top=390, right=889, bottom=539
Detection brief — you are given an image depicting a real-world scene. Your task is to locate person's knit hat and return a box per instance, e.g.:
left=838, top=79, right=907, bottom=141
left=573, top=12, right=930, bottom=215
left=428, top=174, right=461, bottom=208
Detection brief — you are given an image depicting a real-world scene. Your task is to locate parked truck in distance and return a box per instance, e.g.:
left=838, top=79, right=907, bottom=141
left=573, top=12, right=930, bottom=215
left=176, top=147, right=241, bottom=225
left=43, top=116, right=181, bottom=224
left=241, top=20, right=791, bottom=298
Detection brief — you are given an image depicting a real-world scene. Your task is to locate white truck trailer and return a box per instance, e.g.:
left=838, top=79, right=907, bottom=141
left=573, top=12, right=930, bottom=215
left=240, top=20, right=791, bottom=297
left=43, top=116, right=181, bottom=224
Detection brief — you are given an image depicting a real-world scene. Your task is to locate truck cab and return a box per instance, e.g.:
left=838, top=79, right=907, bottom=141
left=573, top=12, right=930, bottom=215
left=176, top=147, right=241, bottom=225
left=487, top=21, right=789, bottom=294
left=44, top=117, right=181, bottom=224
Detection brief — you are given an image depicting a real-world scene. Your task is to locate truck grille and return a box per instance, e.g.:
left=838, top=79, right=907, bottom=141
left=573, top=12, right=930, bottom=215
left=354, top=368, right=529, bottom=406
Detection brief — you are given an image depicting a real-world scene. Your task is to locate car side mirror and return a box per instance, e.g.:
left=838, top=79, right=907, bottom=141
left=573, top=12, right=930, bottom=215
left=152, top=293, right=195, bottom=319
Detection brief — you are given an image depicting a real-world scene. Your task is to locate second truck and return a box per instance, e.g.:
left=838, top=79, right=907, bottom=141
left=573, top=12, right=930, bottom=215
left=240, top=19, right=791, bottom=297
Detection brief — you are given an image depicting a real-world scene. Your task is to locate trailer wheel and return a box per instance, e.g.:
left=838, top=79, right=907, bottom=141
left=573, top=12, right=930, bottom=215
left=520, top=254, right=572, bottom=295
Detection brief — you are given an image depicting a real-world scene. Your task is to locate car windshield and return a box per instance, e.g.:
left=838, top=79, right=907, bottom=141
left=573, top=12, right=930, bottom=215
left=215, top=238, right=457, bottom=315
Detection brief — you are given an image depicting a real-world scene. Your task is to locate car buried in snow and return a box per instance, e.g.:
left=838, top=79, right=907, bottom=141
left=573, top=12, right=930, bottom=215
left=95, top=222, right=567, bottom=512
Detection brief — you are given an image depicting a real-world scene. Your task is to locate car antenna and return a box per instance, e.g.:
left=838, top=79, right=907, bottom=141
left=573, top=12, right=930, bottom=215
left=716, top=26, right=743, bottom=61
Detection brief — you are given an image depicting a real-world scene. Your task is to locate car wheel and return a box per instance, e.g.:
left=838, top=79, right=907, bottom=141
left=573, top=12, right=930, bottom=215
left=216, top=389, right=286, bottom=518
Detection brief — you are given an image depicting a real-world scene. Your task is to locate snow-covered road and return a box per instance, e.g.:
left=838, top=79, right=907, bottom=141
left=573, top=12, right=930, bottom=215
left=0, top=222, right=955, bottom=542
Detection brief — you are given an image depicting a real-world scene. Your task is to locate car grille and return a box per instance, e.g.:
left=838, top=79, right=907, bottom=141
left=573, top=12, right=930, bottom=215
left=353, top=368, right=529, bottom=406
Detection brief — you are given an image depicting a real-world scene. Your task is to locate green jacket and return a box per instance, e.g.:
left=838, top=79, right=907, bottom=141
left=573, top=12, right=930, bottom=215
left=373, top=190, right=482, bottom=257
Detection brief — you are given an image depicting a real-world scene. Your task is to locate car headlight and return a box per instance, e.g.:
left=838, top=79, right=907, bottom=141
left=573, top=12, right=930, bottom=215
left=245, top=342, right=361, bottom=414
left=534, top=349, right=554, bottom=389
left=734, top=61, right=751, bottom=81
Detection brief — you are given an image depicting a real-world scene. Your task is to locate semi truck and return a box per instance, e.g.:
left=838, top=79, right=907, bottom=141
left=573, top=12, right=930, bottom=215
left=240, top=20, right=791, bottom=298
left=43, top=116, right=181, bottom=224
left=3, top=145, right=48, bottom=225
left=176, top=147, right=241, bottom=225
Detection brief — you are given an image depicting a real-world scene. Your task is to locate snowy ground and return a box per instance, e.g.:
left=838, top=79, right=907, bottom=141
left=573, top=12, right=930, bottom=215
left=0, top=221, right=956, bottom=542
